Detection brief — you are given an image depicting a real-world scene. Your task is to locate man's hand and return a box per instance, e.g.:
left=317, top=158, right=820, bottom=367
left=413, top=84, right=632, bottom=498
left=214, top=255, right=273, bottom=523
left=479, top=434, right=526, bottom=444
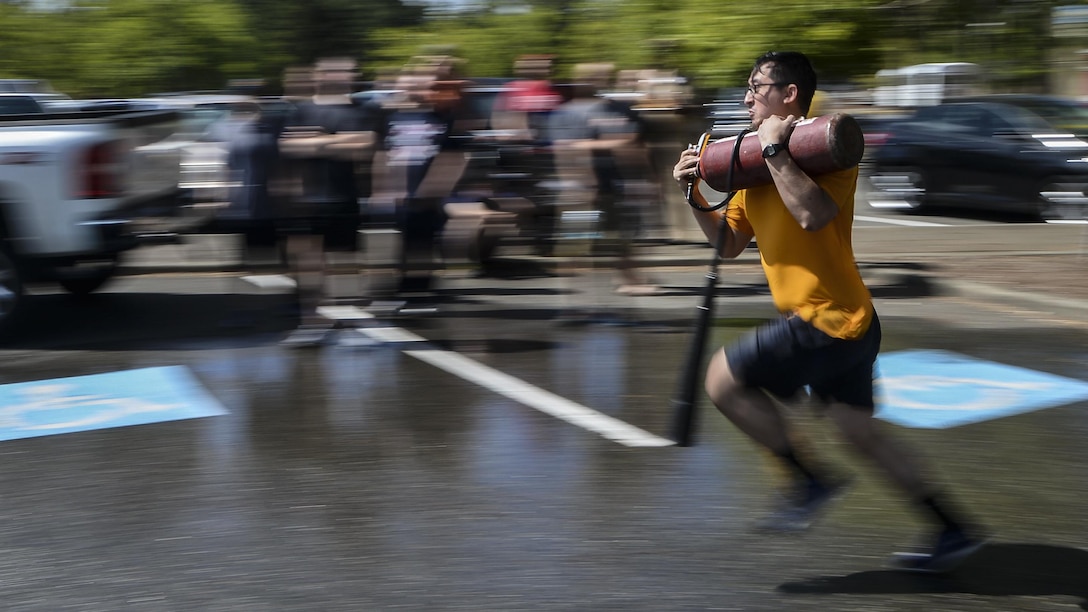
left=673, top=145, right=701, bottom=188
left=757, top=114, right=797, bottom=150
left=758, top=114, right=840, bottom=231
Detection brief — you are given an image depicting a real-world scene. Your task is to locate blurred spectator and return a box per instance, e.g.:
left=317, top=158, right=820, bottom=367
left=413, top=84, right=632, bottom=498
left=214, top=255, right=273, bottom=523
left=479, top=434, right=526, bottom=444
left=491, top=54, right=563, bottom=144
left=384, top=59, right=474, bottom=297
left=223, top=101, right=281, bottom=247
left=276, top=58, right=380, bottom=346
left=282, top=66, right=316, bottom=103
left=548, top=62, right=658, bottom=295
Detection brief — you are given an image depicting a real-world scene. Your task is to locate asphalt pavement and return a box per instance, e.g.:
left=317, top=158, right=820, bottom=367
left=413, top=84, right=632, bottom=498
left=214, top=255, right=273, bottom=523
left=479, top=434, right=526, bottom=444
left=1, top=223, right=1085, bottom=611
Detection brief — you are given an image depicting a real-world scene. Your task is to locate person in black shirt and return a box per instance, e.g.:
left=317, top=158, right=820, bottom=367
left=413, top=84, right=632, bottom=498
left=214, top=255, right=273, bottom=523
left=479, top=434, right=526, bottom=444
left=277, top=58, right=378, bottom=346
left=384, top=62, right=473, bottom=295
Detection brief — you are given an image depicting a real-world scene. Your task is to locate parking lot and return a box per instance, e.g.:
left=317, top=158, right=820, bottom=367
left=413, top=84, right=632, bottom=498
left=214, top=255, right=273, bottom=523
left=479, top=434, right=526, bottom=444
left=0, top=218, right=1084, bottom=611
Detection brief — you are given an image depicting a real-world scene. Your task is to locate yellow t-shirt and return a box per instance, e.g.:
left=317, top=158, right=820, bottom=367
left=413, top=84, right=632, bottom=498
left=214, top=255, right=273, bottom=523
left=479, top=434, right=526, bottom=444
left=724, top=166, right=873, bottom=339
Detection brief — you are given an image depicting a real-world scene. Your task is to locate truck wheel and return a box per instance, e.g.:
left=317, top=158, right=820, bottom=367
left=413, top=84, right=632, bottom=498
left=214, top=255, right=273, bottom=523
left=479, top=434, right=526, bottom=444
left=58, top=270, right=115, bottom=296
left=57, top=257, right=118, bottom=296
left=0, top=247, right=25, bottom=336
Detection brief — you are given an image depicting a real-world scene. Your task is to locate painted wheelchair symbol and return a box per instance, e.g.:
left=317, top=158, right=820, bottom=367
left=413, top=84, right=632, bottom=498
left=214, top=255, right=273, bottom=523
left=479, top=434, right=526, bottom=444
left=874, top=350, right=1088, bottom=429
left=0, top=383, right=183, bottom=431
left=879, top=375, right=1054, bottom=412
left=0, top=366, right=226, bottom=442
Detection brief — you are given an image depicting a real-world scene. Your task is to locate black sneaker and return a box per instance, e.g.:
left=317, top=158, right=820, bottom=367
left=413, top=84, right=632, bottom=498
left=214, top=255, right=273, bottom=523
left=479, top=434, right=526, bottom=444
left=755, top=478, right=851, bottom=532
left=887, top=528, right=989, bottom=574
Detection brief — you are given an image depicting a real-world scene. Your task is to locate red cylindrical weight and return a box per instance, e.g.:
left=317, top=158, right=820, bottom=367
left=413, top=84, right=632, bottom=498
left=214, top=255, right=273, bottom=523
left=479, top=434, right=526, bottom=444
left=697, top=113, right=865, bottom=193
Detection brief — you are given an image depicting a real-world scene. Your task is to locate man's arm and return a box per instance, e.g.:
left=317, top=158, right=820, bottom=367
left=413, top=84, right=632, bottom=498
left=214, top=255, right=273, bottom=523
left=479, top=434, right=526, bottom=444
left=567, top=132, right=637, bottom=151
left=692, top=208, right=752, bottom=259
left=320, top=131, right=376, bottom=161
left=279, top=129, right=375, bottom=161
left=759, top=114, right=840, bottom=231
left=673, top=148, right=753, bottom=258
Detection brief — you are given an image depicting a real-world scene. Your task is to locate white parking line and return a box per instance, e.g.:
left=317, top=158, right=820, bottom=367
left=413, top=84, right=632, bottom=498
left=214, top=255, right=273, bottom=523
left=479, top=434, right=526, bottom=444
left=360, top=326, right=425, bottom=344
left=855, top=215, right=948, bottom=227
left=352, top=326, right=675, bottom=448
left=240, top=274, right=297, bottom=289
left=316, top=305, right=375, bottom=321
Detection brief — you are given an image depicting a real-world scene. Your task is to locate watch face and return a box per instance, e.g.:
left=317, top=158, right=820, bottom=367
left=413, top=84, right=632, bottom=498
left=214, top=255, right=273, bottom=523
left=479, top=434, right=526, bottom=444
left=762, top=143, right=785, bottom=158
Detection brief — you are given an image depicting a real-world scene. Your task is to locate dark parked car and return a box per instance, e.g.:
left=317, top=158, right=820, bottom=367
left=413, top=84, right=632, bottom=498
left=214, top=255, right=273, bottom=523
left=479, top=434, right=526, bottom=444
left=853, top=112, right=911, bottom=172
left=962, top=94, right=1088, bottom=139
left=867, top=96, right=1088, bottom=220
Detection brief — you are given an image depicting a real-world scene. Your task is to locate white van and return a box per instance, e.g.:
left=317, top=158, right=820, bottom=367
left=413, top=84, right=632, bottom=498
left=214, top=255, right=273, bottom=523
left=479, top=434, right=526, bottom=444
left=872, top=63, right=983, bottom=108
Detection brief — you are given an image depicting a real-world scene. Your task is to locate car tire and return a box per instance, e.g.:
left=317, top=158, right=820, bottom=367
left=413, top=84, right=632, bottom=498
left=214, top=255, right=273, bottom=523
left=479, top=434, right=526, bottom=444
left=1036, top=177, right=1087, bottom=222
left=870, top=165, right=929, bottom=210
left=0, top=245, right=25, bottom=338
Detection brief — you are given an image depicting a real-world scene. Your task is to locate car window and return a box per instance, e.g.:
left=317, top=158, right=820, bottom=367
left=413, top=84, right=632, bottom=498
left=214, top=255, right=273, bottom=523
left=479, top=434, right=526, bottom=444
left=912, top=106, right=941, bottom=122
left=1014, top=101, right=1088, bottom=134
left=918, top=104, right=988, bottom=137
left=987, top=111, right=1019, bottom=136
left=173, top=107, right=233, bottom=140
left=988, top=104, right=1054, bottom=134
left=951, top=106, right=990, bottom=135
left=0, top=96, right=44, bottom=114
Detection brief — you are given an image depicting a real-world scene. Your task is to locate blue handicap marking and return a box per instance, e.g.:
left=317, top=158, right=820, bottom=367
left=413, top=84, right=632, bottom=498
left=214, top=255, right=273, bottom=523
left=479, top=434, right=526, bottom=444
left=0, top=366, right=227, bottom=442
left=875, top=349, right=1088, bottom=429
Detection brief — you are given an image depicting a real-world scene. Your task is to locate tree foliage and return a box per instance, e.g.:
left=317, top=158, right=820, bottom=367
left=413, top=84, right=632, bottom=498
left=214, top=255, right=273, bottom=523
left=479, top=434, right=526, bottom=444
left=71, top=0, right=260, bottom=97
left=0, top=0, right=1076, bottom=97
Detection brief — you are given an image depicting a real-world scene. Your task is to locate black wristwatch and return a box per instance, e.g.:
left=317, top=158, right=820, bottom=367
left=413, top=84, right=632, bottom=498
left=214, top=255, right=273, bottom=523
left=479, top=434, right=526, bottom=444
left=761, top=143, right=787, bottom=159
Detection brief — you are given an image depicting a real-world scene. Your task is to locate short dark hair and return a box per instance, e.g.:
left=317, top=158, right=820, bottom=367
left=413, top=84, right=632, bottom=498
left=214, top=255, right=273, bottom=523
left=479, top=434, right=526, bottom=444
left=753, top=51, right=817, bottom=114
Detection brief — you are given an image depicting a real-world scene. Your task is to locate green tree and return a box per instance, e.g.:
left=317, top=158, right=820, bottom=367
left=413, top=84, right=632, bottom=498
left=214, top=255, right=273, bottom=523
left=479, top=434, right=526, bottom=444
left=0, top=4, right=81, bottom=88
left=0, top=0, right=1080, bottom=99
left=236, top=0, right=426, bottom=79
left=369, top=0, right=886, bottom=90
left=369, top=5, right=562, bottom=77
left=66, top=0, right=261, bottom=97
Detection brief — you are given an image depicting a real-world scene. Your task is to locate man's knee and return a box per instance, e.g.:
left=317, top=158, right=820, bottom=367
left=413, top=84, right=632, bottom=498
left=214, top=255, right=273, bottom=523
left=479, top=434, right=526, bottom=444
left=704, top=348, right=742, bottom=406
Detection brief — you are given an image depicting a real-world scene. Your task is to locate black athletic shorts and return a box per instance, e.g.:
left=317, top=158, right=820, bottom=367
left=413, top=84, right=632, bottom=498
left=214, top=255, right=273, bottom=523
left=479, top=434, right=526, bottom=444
left=724, top=310, right=882, bottom=409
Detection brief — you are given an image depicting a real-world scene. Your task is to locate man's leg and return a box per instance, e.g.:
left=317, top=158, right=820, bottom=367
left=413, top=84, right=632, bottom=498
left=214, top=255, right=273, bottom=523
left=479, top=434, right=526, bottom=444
left=281, top=233, right=332, bottom=346
left=824, top=405, right=931, bottom=497
left=290, top=234, right=326, bottom=326
left=705, top=349, right=845, bottom=530
left=704, top=348, right=792, bottom=452
left=826, top=404, right=988, bottom=572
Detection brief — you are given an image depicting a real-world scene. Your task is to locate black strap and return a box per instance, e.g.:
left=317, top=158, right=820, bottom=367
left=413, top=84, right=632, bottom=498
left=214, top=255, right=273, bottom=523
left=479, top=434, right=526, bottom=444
left=686, top=128, right=749, bottom=213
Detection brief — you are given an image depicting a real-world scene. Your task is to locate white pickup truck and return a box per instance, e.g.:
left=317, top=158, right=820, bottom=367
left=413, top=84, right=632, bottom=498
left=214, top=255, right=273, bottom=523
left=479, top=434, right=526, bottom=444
left=0, top=107, right=202, bottom=334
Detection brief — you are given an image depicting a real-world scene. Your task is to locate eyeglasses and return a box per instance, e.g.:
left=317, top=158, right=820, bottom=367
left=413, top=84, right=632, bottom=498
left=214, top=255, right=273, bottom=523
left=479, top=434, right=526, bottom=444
left=746, top=82, right=787, bottom=96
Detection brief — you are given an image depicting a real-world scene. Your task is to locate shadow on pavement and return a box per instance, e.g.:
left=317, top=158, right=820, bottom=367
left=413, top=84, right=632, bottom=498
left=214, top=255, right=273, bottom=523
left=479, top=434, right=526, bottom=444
left=433, top=286, right=570, bottom=298
left=432, top=337, right=560, bottom=354
left=3, top=292, right=296, bottom=351
left=869, top=274, right=937, bottom=299
left=778, top=543, right=1088, bottom=610
left=654, top=276, right=935, bottom=300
